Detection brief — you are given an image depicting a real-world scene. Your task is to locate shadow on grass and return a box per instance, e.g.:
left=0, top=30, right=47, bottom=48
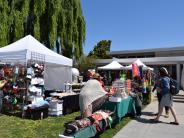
left=2, top=110, right=23, bottom=118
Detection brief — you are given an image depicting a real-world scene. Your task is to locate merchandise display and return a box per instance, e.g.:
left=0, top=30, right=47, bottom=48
left=110, top=79, right=128, bottom=101
left=60, top=96, right=136, bottom=138
left=1, top=64, right=27, bottom=112
left=63, top=110, right=113, bottom=136
left=50, top=92, right=77, bottom=98
left=0, top=52, right=49, bottom=119
left=23, top=62, right=49, bottom=119
left=46, top=92, right=79, bottom=116
left=66, top=59, right=154, bottom=138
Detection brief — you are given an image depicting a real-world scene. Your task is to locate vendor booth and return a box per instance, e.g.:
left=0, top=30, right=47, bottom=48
left=0, top=35, right=73, bottom=118
left=59, top=60, right=154, bottom=137
left=59, top=78, right=136, bottom=138
left=124, top=59, right=153, bottom=71
left=98, top=60, right=124, bottom=70
left=125, top=59, right=154, bottom=105
left=59, top=95, right=136, bottom=138
left=0, top=35, right=72, bottom=90
left=97, top=60, right=125, bottom=85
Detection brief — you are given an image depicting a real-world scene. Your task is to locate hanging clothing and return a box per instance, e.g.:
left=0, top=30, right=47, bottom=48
left=132, top=63, right=139, bottom=77
left=139, top=66, right=143, bottom=78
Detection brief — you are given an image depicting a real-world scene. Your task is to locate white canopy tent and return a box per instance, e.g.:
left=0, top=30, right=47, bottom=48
left=98, top=60, right=124, bottom=70
left=0, top=35, right=72, bottom=90
left=124, top=59, right=153, bottom=71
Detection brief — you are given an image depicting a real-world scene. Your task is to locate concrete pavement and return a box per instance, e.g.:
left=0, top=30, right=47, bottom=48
left=113, top=91, right=184, bottom=138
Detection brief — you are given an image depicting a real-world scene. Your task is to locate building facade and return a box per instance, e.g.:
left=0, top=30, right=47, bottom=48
left=95, top=46, right=184, bottom=88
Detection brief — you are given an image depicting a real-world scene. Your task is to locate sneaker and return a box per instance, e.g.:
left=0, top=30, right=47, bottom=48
left=170, top=122, right=179, bottom=125
left=149, top=119, right=161, bottom=123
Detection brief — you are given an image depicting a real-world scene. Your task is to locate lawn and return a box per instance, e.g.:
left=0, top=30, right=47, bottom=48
left=0, top=112, right=132, bottom=138
left=0, top=112, right=80, bottom=138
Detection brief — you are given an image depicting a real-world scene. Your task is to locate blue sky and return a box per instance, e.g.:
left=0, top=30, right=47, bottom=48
left=81, top=0, right=184, bottom=54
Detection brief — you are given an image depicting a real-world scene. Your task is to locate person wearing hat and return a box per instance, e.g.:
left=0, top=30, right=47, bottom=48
left=79, top=74, right=107, bottom=118
left=152, top=76, right=169, bottom=117
left=92, top=73, right=105, bottom=89
left=151, top=67, right=179, bottom=125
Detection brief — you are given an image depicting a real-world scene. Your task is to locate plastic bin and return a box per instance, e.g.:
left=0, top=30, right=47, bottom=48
left=25, top=105, right=49, bottom=120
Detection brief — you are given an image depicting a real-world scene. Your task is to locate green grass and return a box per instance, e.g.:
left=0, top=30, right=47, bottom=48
left=0, top=112, right=132, bottom=138
left=100, top=117, right=132, bottom=138
left=0, top=112, right=80, bottom=138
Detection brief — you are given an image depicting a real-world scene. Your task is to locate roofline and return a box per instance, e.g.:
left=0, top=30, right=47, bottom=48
left=109, top=46, right=184, bottom=55
left=94, top=56, right=184, bottom=65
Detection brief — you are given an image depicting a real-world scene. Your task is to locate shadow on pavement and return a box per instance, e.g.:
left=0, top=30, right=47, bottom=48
left=133, top=116, right=151, bottom=124
left=141, top=111, right=157, bottom=116
left=134, top=116, right=169, bottom=125
left=133, top=111, right=172, bottom=125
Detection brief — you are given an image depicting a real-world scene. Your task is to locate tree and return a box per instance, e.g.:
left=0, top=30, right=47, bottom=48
left=0, top=0, right=86, bottom=60
left=74, top=55, right=96, bottom=73
left=88, top=40, right=112, bottom=59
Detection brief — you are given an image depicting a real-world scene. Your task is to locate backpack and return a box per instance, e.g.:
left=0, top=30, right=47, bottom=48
left=170, top=78, right=180, bottom=95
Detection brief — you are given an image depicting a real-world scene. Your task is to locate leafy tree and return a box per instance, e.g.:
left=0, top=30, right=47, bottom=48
left=88, top=40, right=112, bottom=59
left=74, top=55, right=96, bottom=73
left=0, top=0, right=85, bottom=60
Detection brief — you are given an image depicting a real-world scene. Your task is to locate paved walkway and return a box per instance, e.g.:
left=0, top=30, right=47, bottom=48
left=114, top=91, right=184, bottom=138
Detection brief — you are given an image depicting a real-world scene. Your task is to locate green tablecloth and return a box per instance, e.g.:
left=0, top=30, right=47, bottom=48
left=102, top=96, right=136, bottom=123
left=73, top=125, right=97, bottom=138
left=71, top=96, right=136, bottom=138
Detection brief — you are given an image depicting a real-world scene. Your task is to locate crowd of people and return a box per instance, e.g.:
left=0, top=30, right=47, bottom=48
left=1, top=65, right=180, bottom=126
left=79, top=67, right=180, bottom=125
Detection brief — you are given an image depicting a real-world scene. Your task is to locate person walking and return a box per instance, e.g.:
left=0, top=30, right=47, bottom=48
left=152, top=77, right=169, bottom=118
left=151, top=67, right=179, bottom=125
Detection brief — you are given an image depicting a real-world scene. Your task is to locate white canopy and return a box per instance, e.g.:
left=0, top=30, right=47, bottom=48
left=0, top=35, right=72, bottom=66
left=125, top=59, right=153, bottom=71
left=98, top=60, right=124, bottom=70
left=0, top=35, right=72, bottom=90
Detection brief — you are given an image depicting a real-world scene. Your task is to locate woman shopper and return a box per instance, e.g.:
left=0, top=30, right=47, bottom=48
left=79, top=77, right=107, bottom=118
left=152, top=78, right=169, bottom=118
left=151, top=67, right=179, bottom=125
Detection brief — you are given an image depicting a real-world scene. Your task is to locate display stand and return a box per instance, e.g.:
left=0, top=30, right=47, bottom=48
left=22, top=52, right=46, bottom=119
left=1, top=60, right=27, bottom=115
left=1, top=51, right=46, bottom=119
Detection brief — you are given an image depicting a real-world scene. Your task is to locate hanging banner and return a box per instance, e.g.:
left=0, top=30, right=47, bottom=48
left=132, top=63, right=139, bottom=77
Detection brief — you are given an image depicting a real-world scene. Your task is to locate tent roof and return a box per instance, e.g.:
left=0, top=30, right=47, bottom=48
left=125, top=59, right=153, bottom=70
left=0, top=35, right=72, bottom=66
left=98, top=60, right=124, bottom=70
